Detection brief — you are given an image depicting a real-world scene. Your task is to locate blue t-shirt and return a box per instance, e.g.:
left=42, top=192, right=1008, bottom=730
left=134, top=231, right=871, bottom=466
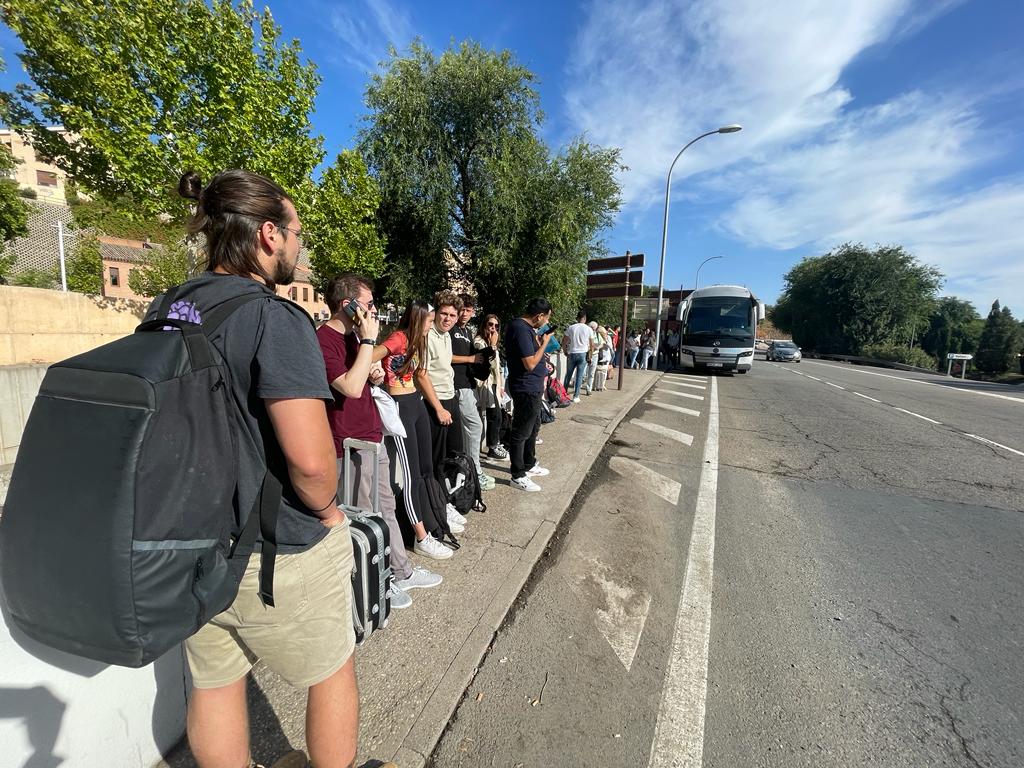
left=505, top=318, right=545, bottom=394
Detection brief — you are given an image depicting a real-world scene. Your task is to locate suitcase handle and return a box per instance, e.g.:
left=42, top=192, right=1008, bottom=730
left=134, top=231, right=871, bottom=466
left=342, top=438, right=381, bottom=515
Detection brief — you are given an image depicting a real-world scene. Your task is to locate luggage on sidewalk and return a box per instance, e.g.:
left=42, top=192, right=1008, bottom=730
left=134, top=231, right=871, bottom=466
left=340, top=438, right=393, bottom=645
left=442, top=451, right=486, bottom=515
left=547, top=378, right=572, bottom=407
left=0, top=287, right=294, bottom=667
left=424, top=474, right=460, bottom=549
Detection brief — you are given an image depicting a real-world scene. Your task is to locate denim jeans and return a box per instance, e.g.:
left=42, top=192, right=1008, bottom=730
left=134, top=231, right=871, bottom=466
left=563, top=352, right=587, bottom=398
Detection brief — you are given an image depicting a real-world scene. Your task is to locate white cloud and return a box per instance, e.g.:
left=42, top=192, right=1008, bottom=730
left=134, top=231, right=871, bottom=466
left=329, top=0, right=414, bottom=73
left=565, top=0, right=1024, bottom=311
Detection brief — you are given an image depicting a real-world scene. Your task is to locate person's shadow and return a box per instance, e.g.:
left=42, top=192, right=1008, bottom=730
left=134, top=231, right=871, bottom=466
left=0, top=685, right=66, bottom=768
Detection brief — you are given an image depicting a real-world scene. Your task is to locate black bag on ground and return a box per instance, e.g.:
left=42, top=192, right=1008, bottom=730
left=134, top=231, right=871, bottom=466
left=0, top=288, right=294, bottom=667
left=540, top=399, right=556, bottom=424
left=424, top=474, right=460, bottom=549
left=442, top=451, right=487, bottom=515
left=339, top=438, right=392, bottom=646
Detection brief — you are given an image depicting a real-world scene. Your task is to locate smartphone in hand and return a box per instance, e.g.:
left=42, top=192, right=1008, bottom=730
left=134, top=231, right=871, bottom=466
left=343, top=299, right=365, bottom=327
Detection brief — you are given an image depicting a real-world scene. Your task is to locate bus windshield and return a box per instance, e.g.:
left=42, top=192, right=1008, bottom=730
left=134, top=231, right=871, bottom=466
left=684, top=297, right=754, bottom=339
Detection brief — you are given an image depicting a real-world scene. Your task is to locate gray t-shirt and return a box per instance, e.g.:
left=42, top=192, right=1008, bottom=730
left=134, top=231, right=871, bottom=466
left=146, top=273, right=333, bottom=553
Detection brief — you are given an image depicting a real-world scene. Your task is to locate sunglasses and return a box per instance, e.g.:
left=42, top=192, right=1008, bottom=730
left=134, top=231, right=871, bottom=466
left=486, top=322, right=499, bottom=328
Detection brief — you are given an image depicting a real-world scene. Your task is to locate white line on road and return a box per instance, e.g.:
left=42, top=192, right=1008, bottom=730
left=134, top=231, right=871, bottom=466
left=660, top=381, right=707, bottom=391
left=966, top=434, right=1024, bottom=458
left=852, top=392, right=881, bottom=403
left=893, top=407, right=942, bottom=425
left=630, top=419, right=695, bottom=446
left=805, top=375, right=822, bottom=381
left=647, top=377, right=719, bottom=768
left=656, top=388, right=705, bottom=401
left=801, top=360, right=1024, bottom=405
left=608, top=456, right=682, bottom=505
left=826, top=382, right=845, bottom=390
left=648, top=400, right=702, bottom=417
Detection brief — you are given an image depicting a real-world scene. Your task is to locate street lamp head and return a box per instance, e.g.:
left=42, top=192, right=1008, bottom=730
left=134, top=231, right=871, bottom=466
left=717, top=124, right=743, bottom=133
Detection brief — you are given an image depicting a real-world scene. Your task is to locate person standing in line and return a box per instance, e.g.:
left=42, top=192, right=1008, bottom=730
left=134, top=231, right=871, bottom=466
left=450, top=294, right=496, bottom=491
left=316, top=274, right=445, bottom=612
left=162, top=170, right=395, bottom=768
left=372, top=299, right=457, bottom=560
left=582, top=320, right=600, bottom=395
left=474, top=313, right=508, bottom=461
left=423, top=291, right=469, bottom=532
left=561, top=312, right=593, bottom=402
left=626, top=330, right=640, bottom=368
left=506, top=298, right=555, bottom=492
left=640, top=327, right=655, bottom=369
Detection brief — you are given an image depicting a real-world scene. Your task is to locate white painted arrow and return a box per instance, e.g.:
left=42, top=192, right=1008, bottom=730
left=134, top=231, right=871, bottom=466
left=576, top=559, right=652, bottom=672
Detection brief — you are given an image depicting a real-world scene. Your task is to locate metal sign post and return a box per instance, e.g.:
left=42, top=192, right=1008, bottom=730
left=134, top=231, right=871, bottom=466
left=587, top=251, right=645, bottom=392
left=947, top=352, right=972, bottom=379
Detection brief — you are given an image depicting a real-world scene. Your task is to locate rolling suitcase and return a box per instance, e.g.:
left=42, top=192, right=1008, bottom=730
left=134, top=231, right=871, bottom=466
left=341, top=438, right=393, bottom=645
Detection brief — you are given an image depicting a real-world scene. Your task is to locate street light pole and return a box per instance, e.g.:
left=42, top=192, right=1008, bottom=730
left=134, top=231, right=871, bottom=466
left=695, top=255, right=724, bottom=289
left=654, top=124, right=742, bottom=367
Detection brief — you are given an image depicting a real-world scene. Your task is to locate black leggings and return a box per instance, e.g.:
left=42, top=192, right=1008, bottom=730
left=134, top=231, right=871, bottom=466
left=393, top=393, right=434, bottom=528
left=483, top=405, right=501, bottom=448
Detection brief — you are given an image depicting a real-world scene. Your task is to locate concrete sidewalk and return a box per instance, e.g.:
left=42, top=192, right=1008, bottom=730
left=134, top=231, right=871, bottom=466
left=162, top=369, right=661, bottom=768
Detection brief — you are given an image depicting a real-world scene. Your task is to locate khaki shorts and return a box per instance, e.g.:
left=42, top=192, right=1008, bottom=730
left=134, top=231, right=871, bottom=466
left=185, top=523, right=356, bottom=689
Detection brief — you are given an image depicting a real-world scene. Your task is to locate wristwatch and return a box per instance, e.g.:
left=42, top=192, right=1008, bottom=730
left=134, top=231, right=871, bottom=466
left=359, top=338, right=375, bottom=346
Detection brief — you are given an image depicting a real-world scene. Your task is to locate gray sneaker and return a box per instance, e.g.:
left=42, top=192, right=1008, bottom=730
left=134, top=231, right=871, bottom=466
left=396, top=565, right=443, bottom=590
left=389, top=584, right=412, bottom=609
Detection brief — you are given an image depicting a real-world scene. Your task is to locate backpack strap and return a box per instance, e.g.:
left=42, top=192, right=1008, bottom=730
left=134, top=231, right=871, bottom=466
left=230, top=470, right=282, bottom=608
left=155, top=285, right=181, bottom=318
left=201, top=289, right=313, bottom=338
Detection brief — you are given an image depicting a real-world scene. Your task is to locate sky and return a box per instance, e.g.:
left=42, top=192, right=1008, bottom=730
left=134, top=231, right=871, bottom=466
left=2, top=0, right=1022, bottom=314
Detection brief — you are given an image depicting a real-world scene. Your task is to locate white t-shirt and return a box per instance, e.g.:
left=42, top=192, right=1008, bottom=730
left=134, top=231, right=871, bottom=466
left=565, top=322, right=594, bottom=354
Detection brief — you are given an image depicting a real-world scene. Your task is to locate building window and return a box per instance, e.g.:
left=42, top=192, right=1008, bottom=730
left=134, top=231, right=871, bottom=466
left=289, top=287, right=297, bottom=300
left=36, top=170, right=58, bottom=187
left=109, top=267, right=120, bottom=287
left=302, top=286, right=309, bottom=302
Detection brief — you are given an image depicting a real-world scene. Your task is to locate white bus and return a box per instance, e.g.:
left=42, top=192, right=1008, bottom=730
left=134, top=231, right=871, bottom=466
left=675, top=284, right=764, bottom=374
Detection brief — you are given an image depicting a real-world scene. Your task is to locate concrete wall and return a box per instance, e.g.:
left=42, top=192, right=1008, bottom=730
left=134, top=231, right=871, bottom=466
left=0, top=285, right=147, bottom=367
left=0, top=365, right=46, bottom=467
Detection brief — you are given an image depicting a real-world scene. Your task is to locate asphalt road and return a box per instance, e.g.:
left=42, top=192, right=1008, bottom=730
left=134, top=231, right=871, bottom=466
left=429, top=360, right=1023, bottom=767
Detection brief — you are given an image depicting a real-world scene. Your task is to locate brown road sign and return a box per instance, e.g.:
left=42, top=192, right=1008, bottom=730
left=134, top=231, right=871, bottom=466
left=588, top=253, right=645, bottom=272
left=586, top=269, right=645, bottom=287
left=586, top=283, right=644, bottom=299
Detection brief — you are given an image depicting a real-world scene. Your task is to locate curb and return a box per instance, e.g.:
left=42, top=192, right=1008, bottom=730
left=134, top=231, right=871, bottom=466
left=391, top=371, right=664, bottom=768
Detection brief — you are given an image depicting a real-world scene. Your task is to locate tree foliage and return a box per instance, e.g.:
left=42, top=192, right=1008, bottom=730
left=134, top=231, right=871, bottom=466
left=66, top=233, right=103, bottom=294
left=974, top=301, right=1022, bottom=373
left=0, top=146, right=30, bottom=242
left=919, top=296, right=982, bottom=368
left=772, top=243, right=942, bottom=354
left=127, top=243, right=191, bottom=298
left=298, top=150, right=386, bottom=290
left=359, top=41, right=622, bottom=320
left=3, top=0, right=323, bottom=220
left=11, top=266, right=58, bottom=288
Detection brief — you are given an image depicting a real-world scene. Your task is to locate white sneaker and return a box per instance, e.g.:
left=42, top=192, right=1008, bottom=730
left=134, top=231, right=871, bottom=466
left=527, top=464, right=550, bottom=477
left=389, top=584, right=412, bottom=609
left=445, top=505, right=466, bottom=533
left=536, top=437, right=544, bottom=445
left=396, top=565, right=444, bottom=589
left=446, top=503, right=468, bottom=527
left=511, top=476, right=542, bottom=492
left=414, top=535, right=454, bottom=561
left=572, top=396, right=581, bottom=403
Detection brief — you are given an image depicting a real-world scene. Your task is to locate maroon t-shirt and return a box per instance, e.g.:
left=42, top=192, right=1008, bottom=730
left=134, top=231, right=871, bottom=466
left=316, top=323, right=383, bottom=454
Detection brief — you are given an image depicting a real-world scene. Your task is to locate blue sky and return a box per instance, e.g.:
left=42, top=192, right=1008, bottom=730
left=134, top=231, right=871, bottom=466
left=2, top=0, right=1022, bottom=314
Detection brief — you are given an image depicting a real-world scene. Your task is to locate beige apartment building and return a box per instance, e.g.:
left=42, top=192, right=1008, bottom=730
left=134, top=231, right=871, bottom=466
left=0, top=126, right=75, bottom=204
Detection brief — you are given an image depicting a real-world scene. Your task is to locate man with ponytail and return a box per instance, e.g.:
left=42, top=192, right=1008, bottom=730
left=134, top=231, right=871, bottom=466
left=146, top=170, right=389, bottom=768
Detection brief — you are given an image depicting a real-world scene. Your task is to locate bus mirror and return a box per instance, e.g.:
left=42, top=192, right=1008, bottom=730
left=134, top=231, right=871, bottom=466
left=676, top=300, right=687, bottom=321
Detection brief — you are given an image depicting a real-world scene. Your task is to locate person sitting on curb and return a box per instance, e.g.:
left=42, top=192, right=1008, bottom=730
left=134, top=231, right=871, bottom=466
left=505, top=297, right=555, bottom=492
left=423, top=291, right=469, bottom=533
left=450, top=293, right=497, bottom=491
left=316, top=273, right=443, bottom=611
left=372, top=299, right=457, bottom=561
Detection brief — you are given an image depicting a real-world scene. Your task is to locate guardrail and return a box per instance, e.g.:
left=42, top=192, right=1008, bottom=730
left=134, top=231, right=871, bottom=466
left=806, top=353, right=944, bottom=376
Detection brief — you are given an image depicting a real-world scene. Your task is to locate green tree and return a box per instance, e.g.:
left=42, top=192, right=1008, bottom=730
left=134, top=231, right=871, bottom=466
left=0, top=145, right=30, bottom=243
left=127, top=243, right=191, bottom=298
left=974, top=301, right=1022, bottom=373
left=920, top=296, right=982, bottom=368
left=772, top=243, right=942, bottom=353
left=298, top=150, right=386, bottom=290
left=360, top=41, right=622, bottom=319
left=65, top=234, right=104, bottom=294
left=3, top=0, right=323, bottom=221
left=12, top=266, right=58, bottom=288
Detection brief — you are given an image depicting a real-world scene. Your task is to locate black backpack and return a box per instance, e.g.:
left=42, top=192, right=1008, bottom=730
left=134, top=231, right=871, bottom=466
left=423, top=474, right=460, bottom=549
left=0, top=286, right=298, bottom=667
left=442, top=451, right=487, bottom=515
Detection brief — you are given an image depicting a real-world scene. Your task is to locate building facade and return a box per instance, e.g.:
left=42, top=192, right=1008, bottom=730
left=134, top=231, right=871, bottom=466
left=0, top=127, right=76, bottom=205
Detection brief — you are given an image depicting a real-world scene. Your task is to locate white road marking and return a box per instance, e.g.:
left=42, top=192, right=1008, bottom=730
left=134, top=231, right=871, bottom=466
left=893, top=407, right=942, bottom=425
left=826, top=382, right=845, bottom=390
left=660, top=381, right=707, bottom=391
left=608, top=456, right=682, bottom=505
left=657, top=389, right=705, bottom=402
left=577, top=560, right=652, bottom=672
left=852, top=392, right=881, bottom=403
left=966, top=434, right=1024, bottom=458
left=647, top=377, right=719, bottom=768
left=801, top=360, right=1024, bottom=405
left=630, top=419, right=695, bottom=446
left=805, top=375, right=822, bottom=381
left=649, top=400, right=702, bottom=417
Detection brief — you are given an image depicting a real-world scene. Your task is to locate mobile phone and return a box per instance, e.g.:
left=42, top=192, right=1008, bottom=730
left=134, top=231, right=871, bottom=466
left=343, top=299, right=363, bottom=326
